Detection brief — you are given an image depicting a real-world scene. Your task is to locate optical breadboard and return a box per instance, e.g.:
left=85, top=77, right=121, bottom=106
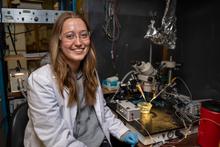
left=0, top=8, right=69, bottom=24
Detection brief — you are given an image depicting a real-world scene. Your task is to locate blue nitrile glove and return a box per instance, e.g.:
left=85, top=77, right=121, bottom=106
left=121, top=131, right=138, bottom=147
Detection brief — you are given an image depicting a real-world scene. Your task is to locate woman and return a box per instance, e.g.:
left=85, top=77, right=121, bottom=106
left=24, top=12, right=138, bottom=147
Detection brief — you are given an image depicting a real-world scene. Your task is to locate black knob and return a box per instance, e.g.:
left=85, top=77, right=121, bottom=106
left=34, top=17, right=39, bottom=22
left=175, top=130, right=184, bottom=139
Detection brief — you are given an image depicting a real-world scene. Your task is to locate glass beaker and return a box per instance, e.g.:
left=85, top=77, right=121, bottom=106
left=138, top=102, right=153, bottom=132
left=138, top=102, right=152, bottom=114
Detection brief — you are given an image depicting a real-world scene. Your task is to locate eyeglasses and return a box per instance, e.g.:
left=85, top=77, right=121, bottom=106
left=61, top=31, right=90, bottom=42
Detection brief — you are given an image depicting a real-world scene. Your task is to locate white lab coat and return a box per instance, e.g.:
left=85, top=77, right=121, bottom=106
left=24, top=64, right=129, bottom=147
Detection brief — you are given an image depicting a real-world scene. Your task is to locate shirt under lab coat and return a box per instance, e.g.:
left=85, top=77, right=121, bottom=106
left=24, top=64, right=129, bottom=147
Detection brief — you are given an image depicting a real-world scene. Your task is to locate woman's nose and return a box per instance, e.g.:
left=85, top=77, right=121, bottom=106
left=74, top=37, right=82, bottom=46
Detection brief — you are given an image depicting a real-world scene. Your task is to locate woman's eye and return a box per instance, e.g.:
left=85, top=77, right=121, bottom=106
left=80, top=32, right=90, bottom=39
left=80, top=34, right=88, bottom=38
left=65, top=34, right=75, bottom=39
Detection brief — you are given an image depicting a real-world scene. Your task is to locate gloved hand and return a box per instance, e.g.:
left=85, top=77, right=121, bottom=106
left=121, top=131, right=138, bottom=147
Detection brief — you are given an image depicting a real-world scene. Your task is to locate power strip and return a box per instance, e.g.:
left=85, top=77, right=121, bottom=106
left=1, top=8, right=68, bottom=24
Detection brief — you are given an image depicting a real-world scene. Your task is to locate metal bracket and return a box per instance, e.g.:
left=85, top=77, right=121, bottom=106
left=0, top=8, right=69, bottom=24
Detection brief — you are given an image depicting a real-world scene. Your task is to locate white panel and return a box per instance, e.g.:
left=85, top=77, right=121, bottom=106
left=1, top=8, right=69, bottom=24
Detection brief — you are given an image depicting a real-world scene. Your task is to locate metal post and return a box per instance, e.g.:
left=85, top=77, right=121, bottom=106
left=168, top=56, right=173, bottom=84
left=61, top=0, right=66, bottom=10
left=72, top=0, right=77, bottom=12
left=0, top=5, right=9, bottom=135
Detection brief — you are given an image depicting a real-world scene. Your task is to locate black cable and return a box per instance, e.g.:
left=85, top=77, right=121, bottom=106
left=0, top=8, right=5, bottom=56
left=5, top=25, right=43, bottom=37
left=7, top=25, right=22, bottom=70
left=0, top=7, right=2, bottom=23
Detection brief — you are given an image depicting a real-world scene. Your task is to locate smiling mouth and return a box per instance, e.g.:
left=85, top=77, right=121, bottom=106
left=71, top=48, right=85, bottom=52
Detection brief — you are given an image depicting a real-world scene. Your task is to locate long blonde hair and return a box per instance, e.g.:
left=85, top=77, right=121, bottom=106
left=50, top=12, right=98, bottom=106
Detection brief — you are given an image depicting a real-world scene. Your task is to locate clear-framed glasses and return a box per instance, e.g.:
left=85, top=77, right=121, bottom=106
left=61, top=30, right=90, bottom=42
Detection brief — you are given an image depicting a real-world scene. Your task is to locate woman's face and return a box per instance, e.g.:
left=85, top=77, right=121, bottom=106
left=60, top=18, right=90, bottom=66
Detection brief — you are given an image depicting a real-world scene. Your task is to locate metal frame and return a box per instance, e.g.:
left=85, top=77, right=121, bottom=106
left=0, top=7, right=72, bottom=135
left=0, top=4, right=9, bottom=135
left=0, top=24, right=8, bottom=135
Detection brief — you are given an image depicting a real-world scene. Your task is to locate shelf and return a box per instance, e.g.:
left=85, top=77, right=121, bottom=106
left=4, top=54, right=42, bottom=61
left=4, top=52, right=48, bottom=61
left=7, top=91, right=25, bottom=99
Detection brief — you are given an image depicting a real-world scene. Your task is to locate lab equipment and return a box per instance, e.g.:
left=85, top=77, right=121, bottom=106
left=116, top=100, right=140, bottom=121
left=9, top=68, right=28, bottom=92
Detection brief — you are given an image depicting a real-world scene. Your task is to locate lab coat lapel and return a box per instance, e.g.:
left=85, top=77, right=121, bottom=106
left=63, top=88, right=77, bottom=128
left=94, top=91, right=103, bottom=125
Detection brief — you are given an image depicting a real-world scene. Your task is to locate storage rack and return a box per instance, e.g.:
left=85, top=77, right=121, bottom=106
left=0, top=1, right=75, bottom=134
